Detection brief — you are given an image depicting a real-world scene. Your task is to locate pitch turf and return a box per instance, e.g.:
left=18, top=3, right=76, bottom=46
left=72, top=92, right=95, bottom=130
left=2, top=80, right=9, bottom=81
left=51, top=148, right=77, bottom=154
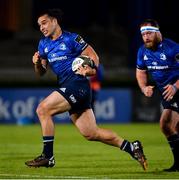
left=0, top=123, right=178, bottom=179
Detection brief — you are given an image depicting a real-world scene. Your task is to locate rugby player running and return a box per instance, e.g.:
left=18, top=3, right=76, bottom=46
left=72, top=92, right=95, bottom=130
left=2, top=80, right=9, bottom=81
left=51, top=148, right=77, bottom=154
left=136, top=19, right=179, bottom=172
left=25, top=9, right=147, bottom=170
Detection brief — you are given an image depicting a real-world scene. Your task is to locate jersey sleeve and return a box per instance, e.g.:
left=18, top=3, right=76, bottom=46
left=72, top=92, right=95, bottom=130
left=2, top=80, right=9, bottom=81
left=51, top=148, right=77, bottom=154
left=70, top=33, right=88, bottom=53
left=38, top=39, right=47, bottom=60
left=136, top=47, right=147, bottom=70
left=164, top=38, right=179, bottom=63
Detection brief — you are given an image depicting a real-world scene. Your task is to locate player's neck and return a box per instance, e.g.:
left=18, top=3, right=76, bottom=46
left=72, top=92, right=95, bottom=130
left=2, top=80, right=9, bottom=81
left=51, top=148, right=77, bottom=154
left=51, top=27, right=62, bottom=40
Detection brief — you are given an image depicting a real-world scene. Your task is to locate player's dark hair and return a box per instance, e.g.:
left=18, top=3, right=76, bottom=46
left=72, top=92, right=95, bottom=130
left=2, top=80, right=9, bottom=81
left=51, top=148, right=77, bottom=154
left=140, top=19, right=160, bottom=28
left=37, top=9, right=63, bottom=24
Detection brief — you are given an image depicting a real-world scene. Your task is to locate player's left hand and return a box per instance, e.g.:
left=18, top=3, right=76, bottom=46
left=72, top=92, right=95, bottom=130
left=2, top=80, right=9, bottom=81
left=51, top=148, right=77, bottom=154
left=163, top=84, right=177, bottom=101
left=75, top=65, right=96, bottom=76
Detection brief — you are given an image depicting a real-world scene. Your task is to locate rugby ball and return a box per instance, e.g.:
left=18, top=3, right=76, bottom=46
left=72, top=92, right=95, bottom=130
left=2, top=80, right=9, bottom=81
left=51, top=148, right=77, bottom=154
left=71, top=55, right=95, bottom=72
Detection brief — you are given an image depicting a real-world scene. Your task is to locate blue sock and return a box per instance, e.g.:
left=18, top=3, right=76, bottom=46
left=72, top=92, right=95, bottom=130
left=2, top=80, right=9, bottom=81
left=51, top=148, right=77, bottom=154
left=42, top=136, right=54, bottom=158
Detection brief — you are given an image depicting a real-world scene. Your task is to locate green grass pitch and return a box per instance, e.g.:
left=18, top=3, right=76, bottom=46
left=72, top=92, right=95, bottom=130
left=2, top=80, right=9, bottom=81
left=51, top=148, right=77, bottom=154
left=0, top=123, right=178, bottom=179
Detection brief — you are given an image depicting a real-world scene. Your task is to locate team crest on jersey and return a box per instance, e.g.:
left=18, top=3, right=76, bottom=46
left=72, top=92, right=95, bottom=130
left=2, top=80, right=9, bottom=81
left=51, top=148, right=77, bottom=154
left=59, top=42, right=66, bottom=50
left=160, top=53, right=166, bottom=60
left=144, top=55, right=148, bottom=60
left=44, top=47, right=48, bottom=53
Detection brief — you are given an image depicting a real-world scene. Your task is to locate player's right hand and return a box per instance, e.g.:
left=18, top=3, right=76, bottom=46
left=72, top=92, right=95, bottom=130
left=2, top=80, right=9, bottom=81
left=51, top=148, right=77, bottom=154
left=142, top=86, right=154, bottom=97
left=162, top=84, right=177, bottom=101
left=32, top=51, right=41, bottom=65
left=75, top=65, right=96, bottom=76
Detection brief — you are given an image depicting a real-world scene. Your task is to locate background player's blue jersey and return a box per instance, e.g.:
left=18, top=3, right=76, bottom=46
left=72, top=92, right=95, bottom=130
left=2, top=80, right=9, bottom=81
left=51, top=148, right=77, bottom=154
left=38, top=31, right=88, bottom=85
left=137, top=38, right=179, bottom=92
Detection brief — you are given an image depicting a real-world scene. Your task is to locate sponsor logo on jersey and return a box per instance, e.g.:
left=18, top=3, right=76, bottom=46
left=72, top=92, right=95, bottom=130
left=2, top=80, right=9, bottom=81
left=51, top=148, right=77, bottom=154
left=147, top=65, right=169, bottom=70
left=160, top=53, right=167, bottom=60
left=144, top=55, right=148, bottom=60
left=48, top=56, right=67, bottom=62
left=59, top=42, right=66, bottom=50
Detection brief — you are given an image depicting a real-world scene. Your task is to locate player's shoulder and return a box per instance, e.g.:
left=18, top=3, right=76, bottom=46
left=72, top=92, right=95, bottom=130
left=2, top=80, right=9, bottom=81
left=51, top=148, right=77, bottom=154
left=63, top=31, right=87, bottom=46
left=139, top=44, right=145, bottom=50
left=162, top=38, right=179, bottom=47
left=62, top=30, right=79, bottom=40
left=138, top=44, right=146, bottom=55
left=39, top=36, right=50, bottom=47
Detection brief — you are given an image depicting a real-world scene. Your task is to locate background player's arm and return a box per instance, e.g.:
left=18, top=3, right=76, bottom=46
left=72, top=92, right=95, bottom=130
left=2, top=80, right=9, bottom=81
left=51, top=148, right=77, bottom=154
left=79, top=45, right=99, bottom=76
left=136, top=68, right=154, bottom=97
left=32, top=52, right=47, bottom=76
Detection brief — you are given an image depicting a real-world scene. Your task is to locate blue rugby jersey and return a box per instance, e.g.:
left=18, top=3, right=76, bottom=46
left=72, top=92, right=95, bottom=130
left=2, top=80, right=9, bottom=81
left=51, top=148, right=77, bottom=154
left=137, top=38, right=179, bottom=92
left=38, top=31, right=88, bottom=85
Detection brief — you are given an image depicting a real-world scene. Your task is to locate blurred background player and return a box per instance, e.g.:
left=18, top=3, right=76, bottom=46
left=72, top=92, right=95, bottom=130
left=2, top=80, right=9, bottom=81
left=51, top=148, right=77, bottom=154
left=136, top=19, right=179, bottom=171
left=25, top=8, right=147, bottom=170
left=89, top=64, right=104, bottom=111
